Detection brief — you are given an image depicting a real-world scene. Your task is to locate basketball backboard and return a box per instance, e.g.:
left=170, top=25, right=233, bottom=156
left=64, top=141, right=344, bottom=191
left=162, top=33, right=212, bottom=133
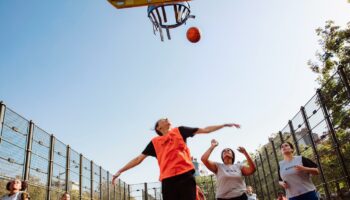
left=108, top=0, right=191, bottom=9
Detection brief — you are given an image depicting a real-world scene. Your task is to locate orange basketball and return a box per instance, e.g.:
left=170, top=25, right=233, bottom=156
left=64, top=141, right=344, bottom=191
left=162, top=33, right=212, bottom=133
left=186, top=27, right=201, bottom=43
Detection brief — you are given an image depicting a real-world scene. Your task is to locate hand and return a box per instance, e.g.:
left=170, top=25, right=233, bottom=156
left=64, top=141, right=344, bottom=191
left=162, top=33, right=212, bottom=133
left=294, top=165, right=306, bottom=171
left=224, top=123, right=241, bottom=128
left=22, top=192, right=30, bottom=200
left=112, top=171, right=121, bottom=185
left=237, top=146, right=247, bottom=154
left=211, top=139, right=219, bottom=147
left=279, top=181, right=289, bottom=189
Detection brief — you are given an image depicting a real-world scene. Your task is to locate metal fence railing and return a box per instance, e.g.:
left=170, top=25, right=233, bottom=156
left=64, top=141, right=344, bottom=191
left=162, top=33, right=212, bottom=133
left=194, top=66, right=350, bottom=200
left=0, top=104, right=130, bottom=200
left=244, top=65, right=350, bottom=200
left=1, top=66, right=349, bottom=200
left=127, top=182, right=162, bottom=200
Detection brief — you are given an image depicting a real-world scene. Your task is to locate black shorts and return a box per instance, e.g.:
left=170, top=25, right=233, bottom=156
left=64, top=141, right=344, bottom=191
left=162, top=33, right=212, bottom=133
left=162, top=170, right=196, bottom=200
left=217, top=193, right=248, bottom=200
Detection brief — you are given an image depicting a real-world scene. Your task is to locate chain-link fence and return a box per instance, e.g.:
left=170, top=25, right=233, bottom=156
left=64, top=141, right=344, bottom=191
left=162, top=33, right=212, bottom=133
left=126, top=182, right=162, bottom=200
left=194, top=66, right=350, bottom=200
left=243, top=66, right=350, bottom=200
left=0, top=104, right=130, bottom=200
left=1, top=65, right=349, bottom=200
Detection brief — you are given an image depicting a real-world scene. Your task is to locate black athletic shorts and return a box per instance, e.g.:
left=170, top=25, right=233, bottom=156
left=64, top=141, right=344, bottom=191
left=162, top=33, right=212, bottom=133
left=161, top=170, right=196, bottom=200
left=217, top=193, right=248, bottom=200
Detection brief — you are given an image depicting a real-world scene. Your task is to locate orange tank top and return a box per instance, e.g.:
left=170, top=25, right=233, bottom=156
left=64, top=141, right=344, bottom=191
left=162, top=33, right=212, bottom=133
left=152, top=127, right=194, bottom=181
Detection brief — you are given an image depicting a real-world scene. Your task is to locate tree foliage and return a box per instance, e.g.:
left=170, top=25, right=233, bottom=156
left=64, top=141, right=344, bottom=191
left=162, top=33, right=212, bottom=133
left=308, top=21, right=350, bottom=81
left=196, top=175, right=216, bottom=200
left=308, top=21, right=350, bottom=130
left=308, top=20, right=350, bottom=182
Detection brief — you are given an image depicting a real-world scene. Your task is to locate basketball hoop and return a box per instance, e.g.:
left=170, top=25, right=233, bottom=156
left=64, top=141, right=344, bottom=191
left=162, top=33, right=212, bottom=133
left=147, top=2, right=195, bottom=41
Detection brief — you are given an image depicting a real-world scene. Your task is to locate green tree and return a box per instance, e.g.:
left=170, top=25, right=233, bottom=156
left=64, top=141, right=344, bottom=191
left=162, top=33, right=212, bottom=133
left=308, top=21, right=350, bottom=130
left=308, top=20, right=350, bottom=195
left=308, top=20, right=350, bottom=156
left=308, top=21, right=350, bottom=82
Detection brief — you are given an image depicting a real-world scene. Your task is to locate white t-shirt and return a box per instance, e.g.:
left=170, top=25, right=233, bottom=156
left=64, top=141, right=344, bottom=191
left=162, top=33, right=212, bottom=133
left=279, top=156, right=316, bottom=198
left=0, top=192, right=22, bottom=200
left=247, top=193, right=257, bottom=200
left=215, top=162, right=246, bottom=199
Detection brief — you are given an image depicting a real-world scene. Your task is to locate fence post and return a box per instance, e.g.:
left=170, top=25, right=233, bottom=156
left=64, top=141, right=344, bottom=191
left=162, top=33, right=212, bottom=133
left=100, top=166, right=103, bottom=200
left=246, top=176, right=251, bottom=187
left=107, top=171, right=110, bottom=200
left=47, top=135, right=55, bottom=200
left=278, top=131, right=284, bottom=144
left=258, top=151, right=271, bottom=200
left=66, top=145, right=71, bottom=192
left=264, top=147, right=277, bottom=198
left=119, top=179, right=122, bottom=200
left=252, top=173, right=258, bottom=196
left=79, top=154, right=83, bottom=200
left=123, top=182, right=126, bottom=200
left=144, top=183, right=148, bottom=200
left=254, top=159, right=264, bottom=200
left=91, top=161, right=94, bottom=200
left=288, top=120, right=300, bottom=155
left=24, top=121, right=34, bottom=181
left=114, top=181, right=116, bottom=200
left=210, top=174, right=215, bottom=199
left=0, top=102, right=5, bottom=143
left=338, top=65, right=350, bottom=99
left=269, top=138, right=280, bottom=175
left=245, top=177, right=250, bottom=187
left=153, top=187, right=157, bottom=200
left=300, top=106, right=330, bottom=199
left=128, top=185, right=130, bottom=200
left=317, top=89, right=350, bottom=188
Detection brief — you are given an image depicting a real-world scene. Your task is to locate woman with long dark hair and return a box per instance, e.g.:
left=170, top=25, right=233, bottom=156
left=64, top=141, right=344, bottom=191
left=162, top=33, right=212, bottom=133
left=278, top=142, right=319, bottom=200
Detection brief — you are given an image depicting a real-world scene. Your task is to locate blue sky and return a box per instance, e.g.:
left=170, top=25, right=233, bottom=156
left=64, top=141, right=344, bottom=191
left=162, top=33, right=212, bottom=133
left=0, top=0, right=349, bottom=185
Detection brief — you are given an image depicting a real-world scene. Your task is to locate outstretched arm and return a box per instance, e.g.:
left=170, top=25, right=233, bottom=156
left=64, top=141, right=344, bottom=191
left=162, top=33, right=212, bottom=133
left=195, top=123, right=240, bottom=134
left=201, top=139, right=219, bottom=174
left=238, top=147, right=256, bottom=176
left=112, top=154, right=147, bottom=184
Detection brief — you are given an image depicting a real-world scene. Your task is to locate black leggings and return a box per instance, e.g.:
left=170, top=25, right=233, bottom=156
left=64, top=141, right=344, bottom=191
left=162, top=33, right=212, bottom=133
left=162, top=174, right=196, bottom=200
left=217, top=193, right=248, bottom=200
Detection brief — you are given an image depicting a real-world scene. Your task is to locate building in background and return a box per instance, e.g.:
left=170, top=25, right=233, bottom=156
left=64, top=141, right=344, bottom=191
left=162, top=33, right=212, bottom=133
left=192, top=157, right=210, bottom=177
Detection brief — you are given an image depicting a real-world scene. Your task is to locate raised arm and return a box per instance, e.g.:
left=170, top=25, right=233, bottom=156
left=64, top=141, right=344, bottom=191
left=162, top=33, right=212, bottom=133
left=201, top=139, right=219, bottom=174
left=238, top=147, right=256, bottom=176
left=195, top=123, right=240, bottom=134
left=112, top=154, right=147, bottom=184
